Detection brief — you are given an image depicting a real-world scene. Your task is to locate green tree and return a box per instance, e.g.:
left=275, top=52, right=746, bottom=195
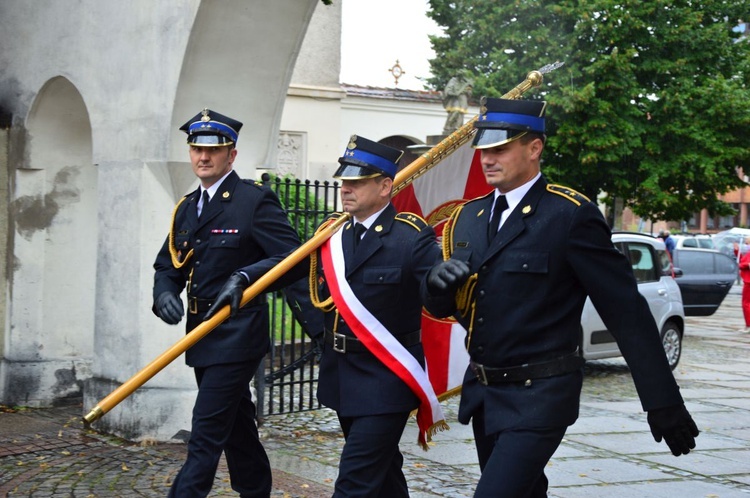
left=427, top=0, right=750, bottom=222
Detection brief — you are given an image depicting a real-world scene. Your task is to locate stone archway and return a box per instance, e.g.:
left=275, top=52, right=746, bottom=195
left=6, top=76, right=96, bottom=406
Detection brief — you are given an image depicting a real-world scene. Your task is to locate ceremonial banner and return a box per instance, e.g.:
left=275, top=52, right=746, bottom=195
left=392, top=143, right=492, bottom=398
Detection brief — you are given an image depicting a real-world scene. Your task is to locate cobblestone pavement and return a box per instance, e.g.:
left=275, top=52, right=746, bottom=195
left=2, top=288, right=750, bottom=497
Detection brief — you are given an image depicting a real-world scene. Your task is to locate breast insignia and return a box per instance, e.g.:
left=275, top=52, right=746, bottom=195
left=395, top=212, right=428, bottom=231
left=547, top=184, right=590, bottom=206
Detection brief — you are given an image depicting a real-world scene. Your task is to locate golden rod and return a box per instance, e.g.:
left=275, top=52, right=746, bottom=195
left=83, top=65, right=555, bottom=424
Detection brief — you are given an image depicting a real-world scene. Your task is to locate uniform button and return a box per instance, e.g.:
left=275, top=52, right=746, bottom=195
left=378, top=276, right=384, bottom=282
left=476, top=346, right=484, bottom=354
left=192, top=284, right=197, bottom=289
left=524, top=379, right=532, bottom=387
left=480, top=265, right=487, bottom=272
left=220, top=239, right=226, bottom=245
left=522, top=263, right=529, bottom=270
left=196, top=239, right=201, bottom=244
left=195, top=261, right=200, bottom=266
left=478, top=290, right=485, bottom=297
left=477, top=317, right=484, bottom=325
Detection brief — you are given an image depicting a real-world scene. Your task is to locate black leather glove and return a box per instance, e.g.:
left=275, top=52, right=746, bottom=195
left=204, top=272, right=249, bottom=320
left=154, top=292, right=184, bottom=325
left=426, top=259, right=471, bottom=296
left=647, top=403, right=699, bottom=456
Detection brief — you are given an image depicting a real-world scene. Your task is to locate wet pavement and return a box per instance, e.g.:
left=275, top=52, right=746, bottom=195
left=2, top=287, right=750, bottom=497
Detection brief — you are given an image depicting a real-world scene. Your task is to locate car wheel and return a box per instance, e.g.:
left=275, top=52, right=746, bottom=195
left=661, top=321, right=682, bottom=370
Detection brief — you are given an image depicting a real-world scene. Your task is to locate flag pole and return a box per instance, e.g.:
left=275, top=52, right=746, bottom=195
left=83, top=64, right=560, bottom=424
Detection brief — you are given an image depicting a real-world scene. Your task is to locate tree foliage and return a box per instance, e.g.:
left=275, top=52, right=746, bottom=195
left=427, top=0, right=750, bottom=221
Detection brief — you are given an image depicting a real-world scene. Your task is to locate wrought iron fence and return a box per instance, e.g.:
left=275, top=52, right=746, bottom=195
left=256, top=177, right=340, bottom=419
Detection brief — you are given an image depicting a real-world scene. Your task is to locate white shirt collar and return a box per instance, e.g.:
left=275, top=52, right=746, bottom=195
left=492, top=172, right=541, bottom=228
left=201, top=169, right=233, bottom=200
left=354, top=203, right=389, bottom=229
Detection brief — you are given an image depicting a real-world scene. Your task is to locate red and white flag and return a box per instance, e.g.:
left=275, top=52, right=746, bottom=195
left=392, top=142, right=492, bottom=399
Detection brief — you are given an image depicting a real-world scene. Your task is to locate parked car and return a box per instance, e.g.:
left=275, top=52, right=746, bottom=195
left=580, top=232, right=685, bottom=370
left=671, top=233, right=715, bottom=250
left=670, top=248, right=737, bottom=316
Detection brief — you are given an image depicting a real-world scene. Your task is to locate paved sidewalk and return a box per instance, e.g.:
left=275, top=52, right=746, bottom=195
left=2, top=287, right=750, bottom=497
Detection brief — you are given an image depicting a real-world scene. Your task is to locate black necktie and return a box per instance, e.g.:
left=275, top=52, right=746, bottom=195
left=353, top=223, right=366, bottom=251
left=198, top=190, right=210, bottom=219
left=488, top=195, right=508, bottom=240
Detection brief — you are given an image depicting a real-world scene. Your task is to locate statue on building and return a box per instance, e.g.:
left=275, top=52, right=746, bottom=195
left=442, top=75, right=473, bottom=134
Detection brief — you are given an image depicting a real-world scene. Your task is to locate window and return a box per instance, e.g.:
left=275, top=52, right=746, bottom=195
left=676, top=251, right=713, bottom=274
left=627, top=243, right=657, bottom=283
left=682, top=239, right=697, bottom=248
left=658, top=249, right=673, bottom=276
left=715, top=253, right=737, bottom=274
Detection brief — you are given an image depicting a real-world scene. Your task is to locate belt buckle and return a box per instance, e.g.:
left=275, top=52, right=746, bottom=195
left=473, top=363, right=489, bottom=385
left=333, top=333, right=347, bottom=353
left=188, top=297, right=198, bottom=315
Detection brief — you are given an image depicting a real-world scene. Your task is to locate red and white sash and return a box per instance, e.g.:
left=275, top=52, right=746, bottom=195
left=321, top=227, right=448, bottom=449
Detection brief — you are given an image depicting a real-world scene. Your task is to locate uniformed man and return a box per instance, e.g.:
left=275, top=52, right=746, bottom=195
left=421, top=97, right=699, bottom=497
left=308, top=136, right=445, bottom=497
left=152, top=108, right=322, bottom=498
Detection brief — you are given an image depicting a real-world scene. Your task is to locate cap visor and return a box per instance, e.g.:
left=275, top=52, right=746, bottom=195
left=187, top=135, right=234, bottom=146
left=333, top=164, right=381, bottom=180
left=472, top=129, right=528, bottom=149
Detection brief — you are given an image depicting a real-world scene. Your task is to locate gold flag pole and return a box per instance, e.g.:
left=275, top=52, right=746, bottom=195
left=83, top=63, right=561, bottom=424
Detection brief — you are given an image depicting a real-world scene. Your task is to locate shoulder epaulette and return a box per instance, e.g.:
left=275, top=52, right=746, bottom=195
left=243, top=179, right=265, bottom=186
left=314, top=212, right=348, bottom=234
left=395, top=212, right=429, bottom=232
left=546, top=184, right=590, bottom=206
left=464, top=190, right=495, bottom=205
left=326, top=212, right=347, bottom=222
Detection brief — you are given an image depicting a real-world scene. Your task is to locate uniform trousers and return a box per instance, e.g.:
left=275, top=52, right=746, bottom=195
left=168, top=359, right=271, bottom=498
left=334, top=412, right=411, bottom=498
left=471, top=407, right=568, bottom=498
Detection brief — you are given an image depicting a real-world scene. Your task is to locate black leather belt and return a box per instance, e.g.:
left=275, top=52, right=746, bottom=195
left=188, top=295, right=264, bottom=314
left=325, top=329, right=421, bottom=354
left=470, top=352, right=584, bottom=385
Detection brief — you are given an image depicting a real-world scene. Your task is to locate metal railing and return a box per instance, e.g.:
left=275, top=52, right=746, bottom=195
left=257, top=177, right=340, bottom=418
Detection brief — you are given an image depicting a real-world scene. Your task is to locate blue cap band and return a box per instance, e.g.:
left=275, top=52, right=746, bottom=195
left=188, top=120, right=239, bottom=143
left=343, top=148, right=397, bottom=177
left=481, top=112, right=545, bottom=132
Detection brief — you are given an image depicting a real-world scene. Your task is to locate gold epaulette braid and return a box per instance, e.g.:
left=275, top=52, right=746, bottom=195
left=440, top=203, right=477, bottom=314
left=440, top=204, right=462, bottom=260
left=455, top=273, right=478, bottom=317
left=168, top=196, right=193, bottom=269
left=308, top=215, right=345, bottom=312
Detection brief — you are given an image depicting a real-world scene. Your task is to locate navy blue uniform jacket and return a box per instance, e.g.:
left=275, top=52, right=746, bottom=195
left=315, top=204, right=443, bottom=417
left=422, top=177, right=683, bottom=434
left=153, top=171, right=317, bottom=367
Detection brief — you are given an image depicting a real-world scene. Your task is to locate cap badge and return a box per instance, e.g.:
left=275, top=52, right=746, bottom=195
left=348, top=134, right=358, bottom=149
left=200, top=108, right=210, bottom=122
left=479, top=96, right=488, bottom=115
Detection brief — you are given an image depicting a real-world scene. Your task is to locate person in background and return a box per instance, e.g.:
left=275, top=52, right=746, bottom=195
left=153, top=108, right=322, bottom=498
left=421, top=97, right=699, bottom=497
left=659, top=229, right=676, bottom=255
left=738, top=236, right=750, bottom=333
